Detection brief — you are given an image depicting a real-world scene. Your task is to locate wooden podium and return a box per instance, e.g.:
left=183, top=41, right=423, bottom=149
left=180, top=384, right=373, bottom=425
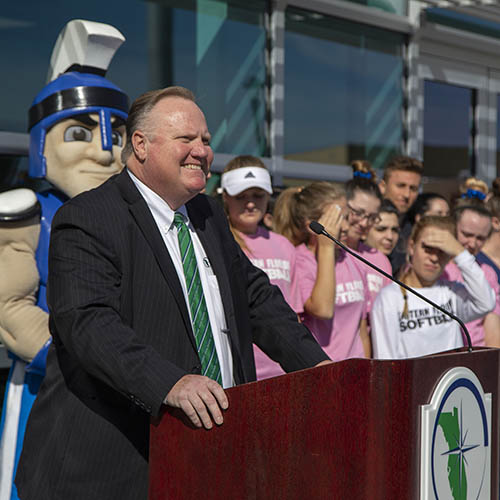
left=149, top=348, right=499, bottom=499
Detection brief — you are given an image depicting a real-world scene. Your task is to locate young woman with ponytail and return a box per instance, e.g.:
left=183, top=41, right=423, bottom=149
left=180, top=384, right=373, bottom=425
left=273, top=182, right=371, bottom=361
left=345, top=160, right=392, bottom=308
left=371, top=216, right=495, bottom=359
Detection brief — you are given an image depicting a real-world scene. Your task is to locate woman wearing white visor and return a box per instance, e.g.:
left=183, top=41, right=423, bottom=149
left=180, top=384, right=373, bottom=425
left=221, top=156, right=302, bottom=380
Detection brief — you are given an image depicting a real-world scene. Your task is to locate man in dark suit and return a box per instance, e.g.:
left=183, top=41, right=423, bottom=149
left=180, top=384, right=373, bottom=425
left=15, top=87, right=330, bottom=499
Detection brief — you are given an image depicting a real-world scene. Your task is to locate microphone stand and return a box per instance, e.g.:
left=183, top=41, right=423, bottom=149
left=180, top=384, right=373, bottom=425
left=309, top=221, right=473, bottom=352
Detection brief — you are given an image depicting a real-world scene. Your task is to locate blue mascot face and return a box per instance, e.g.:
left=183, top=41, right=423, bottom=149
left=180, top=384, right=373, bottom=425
left=28, top=72, right=129, bottom=197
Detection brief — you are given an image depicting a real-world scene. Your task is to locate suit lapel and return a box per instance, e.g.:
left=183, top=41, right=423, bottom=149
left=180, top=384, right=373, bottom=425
left=114, top=170, right=197, bottom=351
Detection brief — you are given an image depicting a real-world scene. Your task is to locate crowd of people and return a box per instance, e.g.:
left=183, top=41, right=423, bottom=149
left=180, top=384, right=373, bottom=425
left=219, top=154, right=500, bottom=379
left=11, top=86, right=500, bottom=498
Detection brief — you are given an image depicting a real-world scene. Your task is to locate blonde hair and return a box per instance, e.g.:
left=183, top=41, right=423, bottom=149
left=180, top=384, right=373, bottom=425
left=222, top=155, right=269, bottom=253
left=454, top=177, right=488, bottom=209
left=273, top=182, right=345, bottom=246
left=460, top=177, right=488, bottom=197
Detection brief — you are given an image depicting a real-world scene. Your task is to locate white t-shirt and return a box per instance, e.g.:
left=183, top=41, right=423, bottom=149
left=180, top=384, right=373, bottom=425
left=371, top=250, right=495, bottom=359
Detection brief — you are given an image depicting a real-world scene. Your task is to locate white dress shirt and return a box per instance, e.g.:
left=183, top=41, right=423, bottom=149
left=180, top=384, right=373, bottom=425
left=128, top=170, right=234, bottom=388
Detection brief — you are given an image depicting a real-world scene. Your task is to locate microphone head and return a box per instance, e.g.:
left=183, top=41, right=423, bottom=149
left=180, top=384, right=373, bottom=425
left=309, top=221, right=324, bottom=235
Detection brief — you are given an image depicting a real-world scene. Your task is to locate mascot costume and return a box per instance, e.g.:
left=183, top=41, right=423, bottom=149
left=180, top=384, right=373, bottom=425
left=0, top=20, right=129, bottom=500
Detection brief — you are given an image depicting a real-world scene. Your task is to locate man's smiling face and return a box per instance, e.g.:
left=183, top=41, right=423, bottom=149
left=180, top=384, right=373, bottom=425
left=140, top=96, right=213, bottom=209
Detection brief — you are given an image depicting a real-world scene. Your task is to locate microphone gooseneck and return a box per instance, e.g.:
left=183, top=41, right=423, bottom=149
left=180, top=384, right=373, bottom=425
left=309, top=221, right=473, bottom=353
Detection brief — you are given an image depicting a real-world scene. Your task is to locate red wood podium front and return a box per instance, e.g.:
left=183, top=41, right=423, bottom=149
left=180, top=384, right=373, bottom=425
left=149, top=348, right=499, bottom=499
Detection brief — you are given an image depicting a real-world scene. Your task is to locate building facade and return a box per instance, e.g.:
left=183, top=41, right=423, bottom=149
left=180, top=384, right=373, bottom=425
left=1, top=0, right=500, bottom=389
left=2, top=0, right=500, bottom=191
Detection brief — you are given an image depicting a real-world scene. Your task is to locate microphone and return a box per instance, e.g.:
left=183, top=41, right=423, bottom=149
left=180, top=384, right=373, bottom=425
left=309, top=221, right=473, bottom=352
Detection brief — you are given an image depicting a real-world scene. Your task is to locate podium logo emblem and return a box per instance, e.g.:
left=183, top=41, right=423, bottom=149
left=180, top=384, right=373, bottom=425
left=420, top=367, right=491, bottom=499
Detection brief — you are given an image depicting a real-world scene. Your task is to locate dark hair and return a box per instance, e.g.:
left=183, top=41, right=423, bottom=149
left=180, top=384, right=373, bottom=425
left=383, top=156, right=423, bottom=182
left=345, top=159, right=382, bottom=203
left=492, top=177, right=500, bottom=198
left=487, top=179, right=500, bottom=219
left=379, top=198, right=399, bottom=217
left=407, top=193, right=448, bottom=225
left=121, top=86, right=196, bottom=164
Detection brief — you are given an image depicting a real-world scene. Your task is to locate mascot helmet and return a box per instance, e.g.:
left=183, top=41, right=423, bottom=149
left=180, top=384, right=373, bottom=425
left=27, top=20, right=129, bottom=179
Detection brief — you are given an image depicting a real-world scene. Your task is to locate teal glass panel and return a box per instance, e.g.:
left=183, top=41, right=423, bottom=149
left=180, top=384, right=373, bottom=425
left=346, top=0, right=406, bottom=16
left=284, top=7, right=405, bottom=170
left=0, top=155, right=49, bottom=192
left=426, top=8, right=500, bottom=41
left=497, top=95, right=500, bottom=176
left=423, top=80, right=473, bottom=178
left=0, top=0, right=268, bottom=157
left=159, top=0, right=268, bottom=156
left=0, top=2, right=149, bottom=133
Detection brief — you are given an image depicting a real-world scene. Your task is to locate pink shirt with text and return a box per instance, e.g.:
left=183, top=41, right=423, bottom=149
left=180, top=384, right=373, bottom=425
left=241, top=226, right=302, bottom=380
left=355, top=243, right=392, bottom=313
left=442, top=259, right=500, bottom=346
left=295, top=244, right=368, bottom=361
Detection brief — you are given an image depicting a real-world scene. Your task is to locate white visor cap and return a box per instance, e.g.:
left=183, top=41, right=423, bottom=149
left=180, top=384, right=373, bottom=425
left=221, top=167, right=273, bottom=196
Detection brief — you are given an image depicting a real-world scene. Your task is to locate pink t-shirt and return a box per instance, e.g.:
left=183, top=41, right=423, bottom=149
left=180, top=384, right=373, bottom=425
left=241, top=226, right=302, bottom=380
left=295, top=243, right=368, bottom=361
left=355, top=243, right=392, bottom=313
left=442, top=259, right=500, bottom=346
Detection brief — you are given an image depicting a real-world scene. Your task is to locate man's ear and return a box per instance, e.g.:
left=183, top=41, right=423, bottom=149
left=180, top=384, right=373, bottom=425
left=131, top=130, right=148, bottom=162
left=378, top=179, right=386, bottom=196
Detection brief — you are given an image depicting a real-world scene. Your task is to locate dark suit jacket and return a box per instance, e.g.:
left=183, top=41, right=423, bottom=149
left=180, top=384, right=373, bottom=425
left=16, top=169, right=328, bottom=500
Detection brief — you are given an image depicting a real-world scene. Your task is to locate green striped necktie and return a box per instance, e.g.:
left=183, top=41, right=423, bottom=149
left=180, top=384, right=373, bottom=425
left=173, top=212, right=222, bottom=384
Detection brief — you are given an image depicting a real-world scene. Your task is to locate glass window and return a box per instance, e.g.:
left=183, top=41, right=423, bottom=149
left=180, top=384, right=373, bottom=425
left=0, top=155, right=49, bottom=192
left=155, top=0, right=269, bottom=156
left=426, top=8, right=500, bottom=41
left=497, top=95, right=500, bottom=176
left=0, top=2, right=149, bottom=133
left=0, top=156, right=29, bottom=192
left=345, top=0, right=406, bottom=16
left=0, top=0, right=268, bottom=157
left=423, top=80, right=474, bottom=178
left=284, top=7, right=405, bottom=170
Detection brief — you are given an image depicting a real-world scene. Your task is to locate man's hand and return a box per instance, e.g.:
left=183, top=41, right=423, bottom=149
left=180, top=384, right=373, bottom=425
left=421, top=227, right=464, bottom=258
left=164, top=374, right=228, bottom=429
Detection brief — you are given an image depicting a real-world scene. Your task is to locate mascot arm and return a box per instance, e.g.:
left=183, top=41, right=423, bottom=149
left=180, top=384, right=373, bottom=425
left=0, top=190, right=49, bottom=361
